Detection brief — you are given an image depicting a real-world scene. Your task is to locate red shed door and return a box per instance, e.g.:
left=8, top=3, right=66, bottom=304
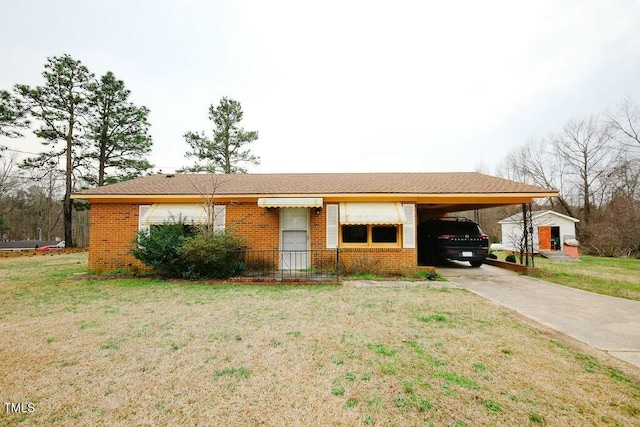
left=538, top=226, right=551, bottom=250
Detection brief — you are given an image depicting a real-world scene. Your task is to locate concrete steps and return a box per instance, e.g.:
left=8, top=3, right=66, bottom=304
left=539, top=250, right=580, bottom=261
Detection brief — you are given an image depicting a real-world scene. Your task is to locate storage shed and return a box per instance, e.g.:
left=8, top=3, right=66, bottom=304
left=498, top=210, right=579, bottom=253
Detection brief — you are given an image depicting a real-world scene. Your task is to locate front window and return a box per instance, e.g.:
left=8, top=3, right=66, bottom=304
left=371, top=225, right=398, bottom=243
left=340, top=224, right=399, bottom=246
left=342, top=225, right=368, bottom=243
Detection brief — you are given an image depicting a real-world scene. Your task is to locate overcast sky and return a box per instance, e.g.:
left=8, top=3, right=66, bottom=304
left=1, top=0, right=640, bottom=175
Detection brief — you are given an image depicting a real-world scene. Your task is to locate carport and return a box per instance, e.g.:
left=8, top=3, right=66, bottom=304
left=414, top=187, right=558, bottom=267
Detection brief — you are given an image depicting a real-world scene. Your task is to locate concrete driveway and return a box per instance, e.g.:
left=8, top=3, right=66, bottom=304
left=438, top=261, right=640, bottom=370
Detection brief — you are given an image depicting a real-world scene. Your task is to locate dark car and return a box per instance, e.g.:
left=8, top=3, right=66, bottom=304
left=417, top=217, right=489, bottom=267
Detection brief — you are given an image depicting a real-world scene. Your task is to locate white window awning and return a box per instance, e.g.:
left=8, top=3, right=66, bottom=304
left=258, top=197, right=323, bottom=208
left=141, top=203, right=208, bottom=225
left=339, top=202, right=407, bottom=225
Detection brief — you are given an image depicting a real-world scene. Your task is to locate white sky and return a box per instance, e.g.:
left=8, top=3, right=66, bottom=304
left=1, top=0, right=640, bottom=175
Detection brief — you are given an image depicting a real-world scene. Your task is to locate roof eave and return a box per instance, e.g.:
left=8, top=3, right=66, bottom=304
left=71, top=191, right=559, bottom=203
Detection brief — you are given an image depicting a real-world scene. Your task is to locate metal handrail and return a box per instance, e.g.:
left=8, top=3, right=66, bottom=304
left=237, top=249, right=340, bottom=282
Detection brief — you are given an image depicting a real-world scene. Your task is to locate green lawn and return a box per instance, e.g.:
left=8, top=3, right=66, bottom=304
left=1, top=253, right=639, bottom=426
left=493, top=252, right=640, bottom=301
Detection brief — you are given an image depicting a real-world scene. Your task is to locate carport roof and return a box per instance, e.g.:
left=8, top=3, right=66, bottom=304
left=73, top=172, right=556, bottom=198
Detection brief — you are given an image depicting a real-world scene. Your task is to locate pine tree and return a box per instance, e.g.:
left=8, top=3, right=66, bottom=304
left=15, top=54, right=93, bottom=247
left=0, top=89, right=29, bottom=138
left=184, top=97, right=259, bottom=173
left=86, top=71, right=153, bottom=186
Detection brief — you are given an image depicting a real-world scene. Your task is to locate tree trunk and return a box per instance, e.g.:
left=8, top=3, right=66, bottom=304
left=98, top=134, right=106, bottom=186
left=64, top=116, right=74, bottom=247
left=64, top=149, right=73, bottom=246
left=583, top=167, right=591, bottom=223
left=98, top=103, right=110, bottom=186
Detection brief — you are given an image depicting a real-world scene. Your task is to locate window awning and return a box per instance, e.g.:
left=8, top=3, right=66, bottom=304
left=142, top=203, right=208, bottom=225
left=257, top=197, right=323, bottom=208
left=339, top=202, right=407, bottom=225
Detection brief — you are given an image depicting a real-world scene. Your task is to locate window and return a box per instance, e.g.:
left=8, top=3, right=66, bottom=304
left=342, top=225, right=368, bottom=243
left=372, top=225, right=398, bottom=243
left=138, top=203, right=226, bottom=231
left=340, top=224, right=399, bottom=246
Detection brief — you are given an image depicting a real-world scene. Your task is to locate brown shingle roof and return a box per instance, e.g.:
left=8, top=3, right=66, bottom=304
left=73, top=172, right=555, bottom=196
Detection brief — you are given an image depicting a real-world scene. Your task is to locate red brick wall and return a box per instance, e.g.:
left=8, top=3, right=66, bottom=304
left=309, top=207, right=326, bottom=250
left=226, top=203, right=327, bottom=251
left=226, top=202, right=279, bottom=250
left=88, top=203, right=143, bottom=272
left=339, top=248, right=417, bottom=276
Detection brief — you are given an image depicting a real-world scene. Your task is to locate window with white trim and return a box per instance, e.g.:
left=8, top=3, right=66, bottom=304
left=138, top=203, right=226, bottom=231
left=326, top=203, right=414, bottom=248
left=340, top=224, right=400, bottom=246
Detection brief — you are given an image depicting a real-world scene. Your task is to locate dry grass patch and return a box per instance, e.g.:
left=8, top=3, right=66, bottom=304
left=1, top=253, right=639, bottom=425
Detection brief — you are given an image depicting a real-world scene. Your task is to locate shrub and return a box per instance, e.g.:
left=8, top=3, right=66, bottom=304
left=341, top=254, right=383, bottom=276
left=131, top=221, right=246, bottom=279
left=505, top=254, right=517, bottom=263
left=131, top=222, right=191, bottom=277
left=179, top=230, right=246, bottom=279
left=486, top=252, right=498, bottom=260
left=581, top=197, right=640, bottom=257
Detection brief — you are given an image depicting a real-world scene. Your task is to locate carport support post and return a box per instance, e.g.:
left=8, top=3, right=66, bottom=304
left=521, top=204, right=528, bottom=266
left=528, top=203, right=535, bottom=268
left=521, top=203, right=534, bottom=267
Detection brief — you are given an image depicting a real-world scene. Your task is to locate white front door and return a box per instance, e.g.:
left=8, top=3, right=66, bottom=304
left=281, top=208, right=309, bottom=269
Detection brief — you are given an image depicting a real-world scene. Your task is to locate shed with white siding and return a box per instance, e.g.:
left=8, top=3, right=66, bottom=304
left=498, top=210, right=580, bottom=253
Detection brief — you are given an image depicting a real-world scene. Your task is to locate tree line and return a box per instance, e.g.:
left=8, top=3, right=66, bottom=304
left=492, top=98, right=640, bottom=257
left=1, top=54, right=259, bottom=246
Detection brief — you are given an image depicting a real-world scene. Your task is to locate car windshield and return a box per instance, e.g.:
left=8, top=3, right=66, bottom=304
left=439, top=222, right=481, bottom=235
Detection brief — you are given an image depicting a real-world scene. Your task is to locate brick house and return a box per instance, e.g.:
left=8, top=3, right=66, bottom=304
left=72, top=172, right=556, bottom=274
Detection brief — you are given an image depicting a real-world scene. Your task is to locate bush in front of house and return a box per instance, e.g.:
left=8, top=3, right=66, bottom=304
left=179, top=230, right=246, bottom=279
left=505, top=254, right=517, bottom=263
left=131, top=222, right=190, bottom=277
left=131, top=222, right=246, bottom=279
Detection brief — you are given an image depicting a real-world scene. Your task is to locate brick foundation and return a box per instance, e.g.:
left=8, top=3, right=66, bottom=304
left=339, top=248, right=417, bottom=276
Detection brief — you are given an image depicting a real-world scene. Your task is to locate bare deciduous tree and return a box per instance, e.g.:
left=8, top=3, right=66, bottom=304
left=0, top=148, right=19, bottom=205
left=608, top=97, right=640, bottom=149
left=186, top=174, right=226, bottom=233
left=496, top=137, right=574, bottom=217
left=551, top=116, right=617, bottom=222
left=606, top=157, right=640, bottom=199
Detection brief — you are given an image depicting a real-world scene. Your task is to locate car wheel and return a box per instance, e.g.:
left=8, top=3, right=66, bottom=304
left=469, top=260, right=483, bottom=268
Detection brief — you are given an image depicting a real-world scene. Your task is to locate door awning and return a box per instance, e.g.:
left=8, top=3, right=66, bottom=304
left=142, top=203, right=207, bottom=225
left=258, top=197, right=323, bottom=208
left=339, top=202, right=407, bottom=225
